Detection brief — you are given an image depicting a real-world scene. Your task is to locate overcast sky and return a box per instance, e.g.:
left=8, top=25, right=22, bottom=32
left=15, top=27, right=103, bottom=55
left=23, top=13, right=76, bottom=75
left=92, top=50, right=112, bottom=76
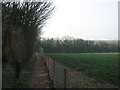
left=42, top=0, right=119, bottom=40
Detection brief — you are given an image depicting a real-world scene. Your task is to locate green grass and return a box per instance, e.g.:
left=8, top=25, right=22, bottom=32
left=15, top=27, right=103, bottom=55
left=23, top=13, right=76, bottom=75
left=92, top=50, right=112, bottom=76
left=3, top=56, right=36, bottom=88
left=47, top=53, right=118, bottom=85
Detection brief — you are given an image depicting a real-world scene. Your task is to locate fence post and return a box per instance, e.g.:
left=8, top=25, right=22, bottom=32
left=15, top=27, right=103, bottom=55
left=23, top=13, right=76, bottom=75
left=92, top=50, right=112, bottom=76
left=53, top=60, right=55, bottom=82
left=64, top=68, right=66, bottom=88
left=48, top=58, right=49, bottom=70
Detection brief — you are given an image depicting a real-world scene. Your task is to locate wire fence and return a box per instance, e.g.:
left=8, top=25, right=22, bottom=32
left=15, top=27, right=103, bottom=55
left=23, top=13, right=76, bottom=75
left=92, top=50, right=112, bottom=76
left=42, top=55, right=118, bottom=88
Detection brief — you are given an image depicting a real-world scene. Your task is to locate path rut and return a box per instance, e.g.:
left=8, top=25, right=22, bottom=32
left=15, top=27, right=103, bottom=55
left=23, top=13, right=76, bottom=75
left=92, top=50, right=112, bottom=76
left=28, top=54, right=54, bottom=88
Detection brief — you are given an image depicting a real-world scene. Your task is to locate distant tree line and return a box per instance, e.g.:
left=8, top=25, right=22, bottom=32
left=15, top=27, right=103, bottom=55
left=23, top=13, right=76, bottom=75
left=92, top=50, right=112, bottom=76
left=34, top=38, right=119, bottom=53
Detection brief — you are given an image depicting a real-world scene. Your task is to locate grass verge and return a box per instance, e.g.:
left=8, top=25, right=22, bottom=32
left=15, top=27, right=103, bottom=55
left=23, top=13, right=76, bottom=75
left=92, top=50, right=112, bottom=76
left=2, top=56, right=36, bottom=88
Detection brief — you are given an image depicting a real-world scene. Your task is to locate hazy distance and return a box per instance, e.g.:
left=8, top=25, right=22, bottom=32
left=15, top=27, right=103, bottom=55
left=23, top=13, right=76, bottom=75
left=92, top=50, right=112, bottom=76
left=42, top=0, right=118, bottom=40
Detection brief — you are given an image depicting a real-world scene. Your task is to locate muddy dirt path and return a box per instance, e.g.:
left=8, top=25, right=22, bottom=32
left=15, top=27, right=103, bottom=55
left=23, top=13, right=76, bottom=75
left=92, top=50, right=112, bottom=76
left=27, top=54, right=54, bottom=88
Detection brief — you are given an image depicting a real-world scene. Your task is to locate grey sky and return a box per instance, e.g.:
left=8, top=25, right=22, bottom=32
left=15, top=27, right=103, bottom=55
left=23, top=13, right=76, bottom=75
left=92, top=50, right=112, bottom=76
left=42, top=0, right=119, bottom=40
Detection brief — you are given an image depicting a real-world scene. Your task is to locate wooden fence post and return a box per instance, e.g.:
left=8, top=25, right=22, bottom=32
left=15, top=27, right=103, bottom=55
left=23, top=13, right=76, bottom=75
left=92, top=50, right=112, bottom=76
left=64, top=68, right=66, bottom=88
left=53, top=60, right=55, bottom=82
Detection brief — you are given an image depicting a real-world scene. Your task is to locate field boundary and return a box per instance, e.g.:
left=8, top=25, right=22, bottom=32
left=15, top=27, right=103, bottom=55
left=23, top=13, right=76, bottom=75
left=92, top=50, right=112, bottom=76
left=41, top=54, right=118, bottom=88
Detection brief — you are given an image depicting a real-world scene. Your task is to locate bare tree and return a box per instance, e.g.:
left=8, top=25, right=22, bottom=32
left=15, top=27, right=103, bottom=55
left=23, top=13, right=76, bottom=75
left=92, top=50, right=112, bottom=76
left=2, top=0, right=55, bottom=79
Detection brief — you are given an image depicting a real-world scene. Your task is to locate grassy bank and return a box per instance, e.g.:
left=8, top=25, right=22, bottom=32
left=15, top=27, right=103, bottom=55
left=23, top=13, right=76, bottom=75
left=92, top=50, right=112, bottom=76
left=2, top=56, right=36, bottom=88
left=47, top=53, right=118, bottom=85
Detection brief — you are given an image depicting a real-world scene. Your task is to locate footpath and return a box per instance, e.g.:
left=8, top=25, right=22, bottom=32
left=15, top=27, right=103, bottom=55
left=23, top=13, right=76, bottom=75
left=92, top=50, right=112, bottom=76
left=28, top=54, right=54, bottom=88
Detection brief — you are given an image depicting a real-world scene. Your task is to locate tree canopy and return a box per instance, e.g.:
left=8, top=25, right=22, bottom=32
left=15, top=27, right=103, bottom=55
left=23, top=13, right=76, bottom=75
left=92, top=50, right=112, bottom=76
left=2, top=0, right=55, bottom=70
left=34, top=38, right=119, bottom=53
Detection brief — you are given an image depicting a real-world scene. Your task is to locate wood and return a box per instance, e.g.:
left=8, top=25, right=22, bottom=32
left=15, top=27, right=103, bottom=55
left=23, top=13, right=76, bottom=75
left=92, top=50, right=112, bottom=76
left=64, top=68, right=66, bottom=88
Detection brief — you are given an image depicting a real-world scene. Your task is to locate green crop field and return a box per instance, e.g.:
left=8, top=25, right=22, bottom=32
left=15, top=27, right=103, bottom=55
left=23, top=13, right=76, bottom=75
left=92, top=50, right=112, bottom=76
left=47, top=53, right=119, bottom=85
